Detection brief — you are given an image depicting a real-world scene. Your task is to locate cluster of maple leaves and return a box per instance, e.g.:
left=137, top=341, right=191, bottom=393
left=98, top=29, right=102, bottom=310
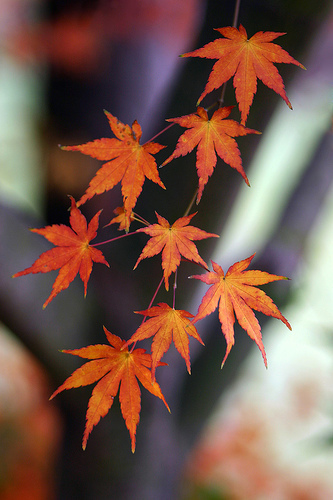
left=13, top=25, right=303, bottom=452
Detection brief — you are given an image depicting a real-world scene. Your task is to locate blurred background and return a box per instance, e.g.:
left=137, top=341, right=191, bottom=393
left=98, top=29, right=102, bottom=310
left=0, top=0, right=332, bottom=498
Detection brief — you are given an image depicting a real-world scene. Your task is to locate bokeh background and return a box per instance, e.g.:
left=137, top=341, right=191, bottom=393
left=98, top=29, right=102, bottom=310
left=0, top=0, right=332, bottom=498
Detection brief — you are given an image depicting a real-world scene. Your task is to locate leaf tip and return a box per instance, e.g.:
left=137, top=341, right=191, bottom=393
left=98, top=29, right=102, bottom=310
left=163, top=397, right=171, bottom=413
left=82, top=432, right=89, bottom=451
left=221, top=345, right=232, bottom=368
left=285, top=319, right=292, bottom=331
left=261, top=348, right=268, bottom=368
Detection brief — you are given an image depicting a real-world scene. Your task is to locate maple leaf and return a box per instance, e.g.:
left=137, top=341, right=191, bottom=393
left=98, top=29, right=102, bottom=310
left=106, top=205, right=135, bottom=231
left=134, top=212, right=218, bottom=290
left=13, top=196, right=109, bottom=308
left=50, top=327, right=170, bottom=453
left=126, top=303, right=204, bottom=381
left=182, top=25, right=305, bottom=124
left=161, top=106, right=259, bottom=202
left=191, top=254, right=291, bottom=367
left=62, top=110, right=166, bottom=231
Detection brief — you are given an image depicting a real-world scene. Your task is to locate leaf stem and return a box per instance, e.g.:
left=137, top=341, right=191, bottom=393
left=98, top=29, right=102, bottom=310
left=183, top=188, right=199, bottom=216
left=129, top=275, right=165, bottom=353
left=144, top=123, right=175, bottom=145
left=91, top=231, right=138, bottom=247
left=147, top=275, right=164, bottom=311
left=137, top=275, right=165, bottom=329
left=172, top=269, right=178, bottom=309
left=232, top=0, right=241, bottom=28
left=132, top=212, right=151, bottom=227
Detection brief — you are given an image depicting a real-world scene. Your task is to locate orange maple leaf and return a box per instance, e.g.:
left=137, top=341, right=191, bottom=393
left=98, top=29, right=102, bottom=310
left=182, top=25, right=305, bottom=124
left=106, top=205, right=135, bottom=231
left=126, top=303, right=204, bottom=381
left=62, top=110, right=166, bottom=231
left=191, top=254, right=291, bottom=367
left=13, top=196, right=109, bottom=308
left=134, top=212, right=219, bottom=290
left=50, top=327, right=170, bottom=453
left=161, top=106, right=259, bottom=202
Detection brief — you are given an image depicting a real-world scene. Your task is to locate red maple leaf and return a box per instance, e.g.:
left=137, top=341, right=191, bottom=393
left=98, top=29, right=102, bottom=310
left=191, top=254, right=291, bottom=367
left=62, top=111, right=166, bottom=231
left=134, top=212, right=219, bottom=290
left=182, top=25, right=305, bottom=124
left=161, top=106, right=259, bottom=202
left=126, top=303, right=204, bottom=381
left=13, top=196, right=109, bottom=308
left=50, top=328, right=169, bottom=452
